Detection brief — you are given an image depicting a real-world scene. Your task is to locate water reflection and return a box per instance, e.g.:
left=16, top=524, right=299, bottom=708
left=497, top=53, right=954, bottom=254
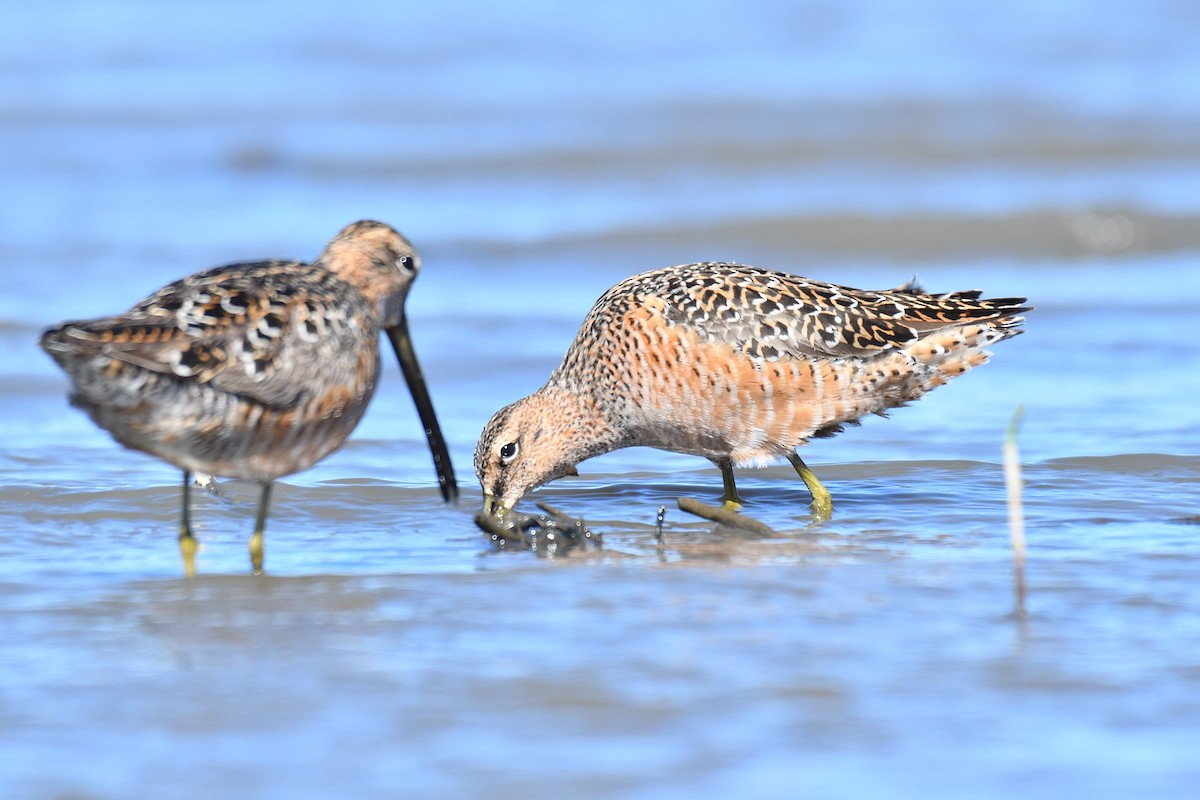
left=4, top=0, right=1200, bottom=797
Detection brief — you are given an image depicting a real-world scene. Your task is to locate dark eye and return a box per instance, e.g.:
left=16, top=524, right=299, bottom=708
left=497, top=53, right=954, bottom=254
left=397, top=255, right=416, bottom=272
left=499, top=442, right=518, bottom=463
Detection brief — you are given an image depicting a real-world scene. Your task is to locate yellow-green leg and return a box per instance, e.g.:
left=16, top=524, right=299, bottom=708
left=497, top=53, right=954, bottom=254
left=179, top=470, right=198, bottom=578
left=248, top=482, right=272, bottom=575
left=787, top=452, right=833, bottom=519
left=715, top=458, right=743, bottom=510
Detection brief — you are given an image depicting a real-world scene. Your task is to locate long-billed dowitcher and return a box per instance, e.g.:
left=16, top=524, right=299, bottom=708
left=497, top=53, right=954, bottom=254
left=41, top=220, right=458, bottom=575
left=476, top=263, right=1027, bottom=518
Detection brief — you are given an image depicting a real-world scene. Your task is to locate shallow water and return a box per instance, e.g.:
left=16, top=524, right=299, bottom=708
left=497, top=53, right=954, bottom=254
left=3, top=1, right=1200, bottom=798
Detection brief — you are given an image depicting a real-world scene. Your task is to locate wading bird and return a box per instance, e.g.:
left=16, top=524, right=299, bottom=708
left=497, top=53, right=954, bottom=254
left=476, top=263, right=1025, bottom=518
left=42, top=220, right=457, bottom=575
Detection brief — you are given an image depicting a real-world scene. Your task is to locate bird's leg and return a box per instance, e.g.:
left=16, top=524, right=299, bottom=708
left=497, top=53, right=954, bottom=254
left=248, top=482, right=272, bottom=575
left=716, top=458, right=743, bottom=510
left=787, top=452, right=833, bottom=520
left=179, top=470, right=198, bottom=578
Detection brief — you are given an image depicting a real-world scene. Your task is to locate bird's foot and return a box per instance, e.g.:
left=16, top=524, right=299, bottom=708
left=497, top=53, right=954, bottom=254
left=178, top=531, right=198, bottom=578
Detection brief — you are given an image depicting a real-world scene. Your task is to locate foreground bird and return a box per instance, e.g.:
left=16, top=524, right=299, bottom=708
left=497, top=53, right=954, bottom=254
left=476, top=263, right=1027, bottom=518
left=41, top=220, right=458, bottom=575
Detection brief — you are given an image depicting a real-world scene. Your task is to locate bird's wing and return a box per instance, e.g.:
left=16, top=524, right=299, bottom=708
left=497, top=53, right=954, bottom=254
left=51, top=261, right=373, bottom=408
left=639, top=263, right=1027, bottom=360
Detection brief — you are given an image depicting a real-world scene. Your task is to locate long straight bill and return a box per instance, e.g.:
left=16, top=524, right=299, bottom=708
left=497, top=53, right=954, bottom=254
left=387, top=319, right=459, bottom=502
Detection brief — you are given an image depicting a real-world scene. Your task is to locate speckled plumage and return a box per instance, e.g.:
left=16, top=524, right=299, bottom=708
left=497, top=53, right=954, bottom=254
left=41, top=220, right=458, bottom=574
left=475, top=262, right=1027, bottom=514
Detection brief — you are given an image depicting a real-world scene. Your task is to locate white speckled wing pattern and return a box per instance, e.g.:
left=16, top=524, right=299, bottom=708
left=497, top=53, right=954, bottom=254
left=56, top=260, right=371, bottom=411
left=588, top=263, right=1026, bottom=361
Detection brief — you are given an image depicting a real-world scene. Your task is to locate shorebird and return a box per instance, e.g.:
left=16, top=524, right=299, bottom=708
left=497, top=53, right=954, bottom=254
left=41, top=220, right=458, bottom=575
left=475, top=263, right=1027, bottom=518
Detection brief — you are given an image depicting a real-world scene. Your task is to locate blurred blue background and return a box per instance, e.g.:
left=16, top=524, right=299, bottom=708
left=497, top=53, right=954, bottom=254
left=3, top=2, right=1200, bottom=798
left=4, top=0, right=1197, bottom=285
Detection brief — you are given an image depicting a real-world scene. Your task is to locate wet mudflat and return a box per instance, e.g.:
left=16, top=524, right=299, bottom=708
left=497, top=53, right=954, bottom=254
left=3, top=1, right=1199, bottom=797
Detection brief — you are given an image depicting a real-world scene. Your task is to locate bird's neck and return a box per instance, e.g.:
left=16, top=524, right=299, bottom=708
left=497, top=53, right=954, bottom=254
left=536, top=381, right=628, bottom=463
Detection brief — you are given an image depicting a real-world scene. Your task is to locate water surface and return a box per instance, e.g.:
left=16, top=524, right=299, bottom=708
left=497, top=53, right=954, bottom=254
left=3, top=1, right=1199, bottom=798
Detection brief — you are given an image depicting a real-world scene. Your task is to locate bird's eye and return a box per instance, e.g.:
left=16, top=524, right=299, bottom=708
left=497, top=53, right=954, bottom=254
left=499, top=442, right=519, bottom=463
left=397, top=255, right=416, bottom=272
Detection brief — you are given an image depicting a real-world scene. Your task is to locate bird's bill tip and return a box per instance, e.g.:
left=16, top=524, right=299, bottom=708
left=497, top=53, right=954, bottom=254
left=481, top=493, right=513, bottom=517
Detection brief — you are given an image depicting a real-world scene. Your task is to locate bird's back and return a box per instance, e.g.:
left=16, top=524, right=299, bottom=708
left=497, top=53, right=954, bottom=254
left=41, top=260, right=382, bottom=481
left=550, top=263, right=1027, bottom=465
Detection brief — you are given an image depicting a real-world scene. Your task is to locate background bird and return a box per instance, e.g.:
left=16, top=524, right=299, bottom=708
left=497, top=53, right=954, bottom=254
left=41, top=220, right=458, bottom=575
left=476, top=263, right=1027, bottom=517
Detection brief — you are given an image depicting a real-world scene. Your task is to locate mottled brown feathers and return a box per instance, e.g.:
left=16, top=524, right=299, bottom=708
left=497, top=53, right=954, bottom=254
left=581, top=263, right=1028, bottom=362
left=40, top=220, right=453, bottom=495
left=476, top=261, right=1027, bottom=510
